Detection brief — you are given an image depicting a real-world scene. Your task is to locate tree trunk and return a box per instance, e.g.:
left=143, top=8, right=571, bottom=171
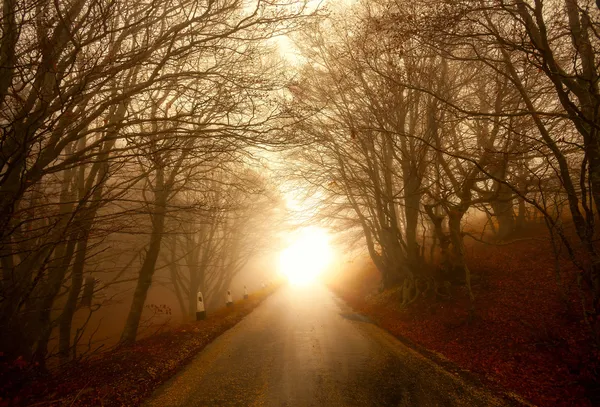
left=58, top=234, right=88, bottom=363
left=167, top=240, right=187, bottom=321
left=31, top=237, right=78, bottom=368
left=120, top=170, right=168, bottom=346
left=404, top=177, right=422, bottom=268
left=188, top=270, right=199, bottom=319
left=491, top=183, right=514, bottom=239
left=586, top=153, right=600, bottom=310
left=447, top=209, right=467, bottom=283
left=516, top=196, right=526, bottom=230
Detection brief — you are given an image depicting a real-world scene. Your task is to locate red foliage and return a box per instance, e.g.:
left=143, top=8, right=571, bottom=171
left=0, top=288, right=277, bottom=407
left=331, top=238, right=600, bottom=407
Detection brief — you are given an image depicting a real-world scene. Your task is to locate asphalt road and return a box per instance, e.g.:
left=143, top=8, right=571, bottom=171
left=145, top=284, right=514, bottom=407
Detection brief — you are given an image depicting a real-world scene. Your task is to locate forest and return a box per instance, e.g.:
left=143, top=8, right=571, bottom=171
left=1, top=0, right=600, bottom=405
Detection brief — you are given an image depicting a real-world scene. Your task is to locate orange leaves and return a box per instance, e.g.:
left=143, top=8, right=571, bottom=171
left=331, top=236, right=597, bottom=407
left=4, top=290, right=276, bottom=407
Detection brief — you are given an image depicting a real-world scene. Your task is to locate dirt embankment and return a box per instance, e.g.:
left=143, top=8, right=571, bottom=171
left=329, top=237, right=599, bottom=407
left=0, top=286, right=278, bottom=407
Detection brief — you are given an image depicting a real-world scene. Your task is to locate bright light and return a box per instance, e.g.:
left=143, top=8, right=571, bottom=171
left=279, top=227, right=333, bottom=286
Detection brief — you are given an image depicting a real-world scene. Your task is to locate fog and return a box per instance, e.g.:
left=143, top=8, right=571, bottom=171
left=1, top=3, right=599, bottom=399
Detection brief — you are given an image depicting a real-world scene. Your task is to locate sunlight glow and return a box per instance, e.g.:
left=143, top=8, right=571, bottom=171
left=279, top=227, right=333, bottom=286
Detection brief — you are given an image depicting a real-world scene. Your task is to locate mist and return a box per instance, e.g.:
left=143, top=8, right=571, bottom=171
left=1, top=0, right=600, bottom=406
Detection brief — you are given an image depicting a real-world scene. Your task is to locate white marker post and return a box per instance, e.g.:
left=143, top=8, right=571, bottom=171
left=196, top=291, right=206, bottom=320
left=226, top=290, right=233, bottom=307
left=243, top=285, right=249, bottom=299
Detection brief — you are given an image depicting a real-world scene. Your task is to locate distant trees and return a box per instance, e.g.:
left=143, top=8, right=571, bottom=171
left=418, top=0, right=600, bottom=333
left=162, top=167, right=282, bottom=319
left=0, top=0, right=312, bottom=366
left=286, top=0, right=600, bottom=329
left=5, top=0, right=599, bottom=368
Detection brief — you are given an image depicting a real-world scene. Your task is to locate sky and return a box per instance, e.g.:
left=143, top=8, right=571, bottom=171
left=275, top=0, right=357, bottom=64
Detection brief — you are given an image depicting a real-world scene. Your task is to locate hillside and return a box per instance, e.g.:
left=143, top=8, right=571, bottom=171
left=328, top=231, right=599, bottom=407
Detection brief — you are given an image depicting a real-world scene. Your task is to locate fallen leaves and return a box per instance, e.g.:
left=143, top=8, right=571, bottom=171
left=331, top=237, right=599, bottom=407
left=0, top=288, right=277, bottom=407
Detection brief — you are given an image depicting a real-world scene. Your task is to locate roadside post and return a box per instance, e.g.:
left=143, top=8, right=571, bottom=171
left=196, top=291, right=206, bottom=320
left=244, top=285, right=249, bottom=299
left=226, top=290, right=233, bottom=307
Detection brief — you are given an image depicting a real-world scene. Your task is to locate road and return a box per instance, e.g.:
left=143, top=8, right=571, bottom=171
left=145, top=284, right=514, bottom=407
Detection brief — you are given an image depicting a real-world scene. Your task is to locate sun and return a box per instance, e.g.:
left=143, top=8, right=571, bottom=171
left=279, top=227, right=333, bottom=286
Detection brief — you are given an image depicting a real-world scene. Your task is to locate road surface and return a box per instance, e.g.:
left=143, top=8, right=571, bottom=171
left=145, top=284, right=514, bottom=407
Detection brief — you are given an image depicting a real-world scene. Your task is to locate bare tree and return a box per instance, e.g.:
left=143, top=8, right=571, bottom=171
left=0, top=0, right=314, bottom=363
